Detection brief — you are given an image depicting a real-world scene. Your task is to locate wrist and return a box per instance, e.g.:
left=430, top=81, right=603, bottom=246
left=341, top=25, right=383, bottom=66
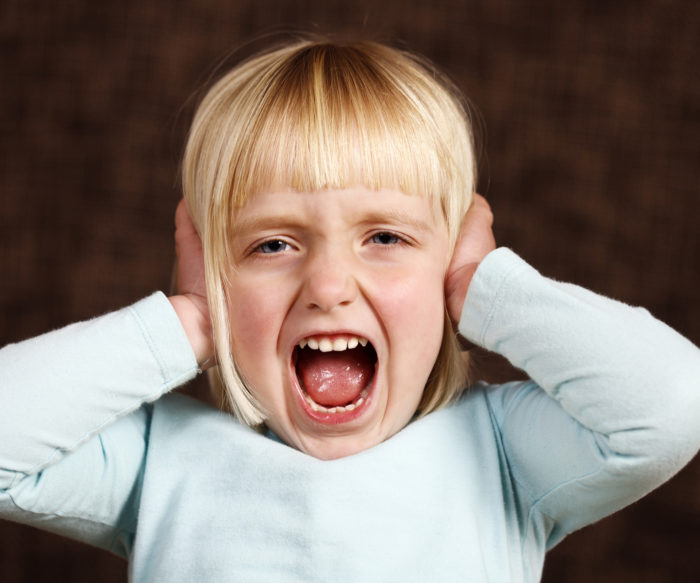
left=445, top=262, right=479, bottom=326
left=169, top=294, right=215, bottom=368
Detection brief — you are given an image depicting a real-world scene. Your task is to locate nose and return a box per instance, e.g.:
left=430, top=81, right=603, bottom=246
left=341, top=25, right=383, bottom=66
left=301, top=248, right=358, bottom=312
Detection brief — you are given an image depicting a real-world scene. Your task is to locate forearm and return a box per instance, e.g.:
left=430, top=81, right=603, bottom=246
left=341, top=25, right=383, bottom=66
left=459, top=249, right=700, bottom=538
left=0, top=292, right=198, bottom=487
left=462, top=249, right=700, bottom=456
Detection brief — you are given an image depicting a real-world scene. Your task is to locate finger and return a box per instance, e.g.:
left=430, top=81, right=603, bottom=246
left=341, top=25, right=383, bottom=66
left=173, top=199, right=206, bottom=296
left=448, top=194, right=495, bottom=271
left=459, top=194, right=494, bottom=241
left=175, top=200, right=204, bottom=261
left=175, top=198, right=199, bottom=239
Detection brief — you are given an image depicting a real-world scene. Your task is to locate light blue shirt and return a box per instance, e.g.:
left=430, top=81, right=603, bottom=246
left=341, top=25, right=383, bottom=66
left=2, top=249, right=700, bottom=582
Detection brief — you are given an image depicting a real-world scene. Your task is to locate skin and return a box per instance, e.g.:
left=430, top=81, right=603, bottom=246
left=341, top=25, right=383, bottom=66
left=445, top=194, right=497, bottom=326
left=170, top=189, right=496, bottom=460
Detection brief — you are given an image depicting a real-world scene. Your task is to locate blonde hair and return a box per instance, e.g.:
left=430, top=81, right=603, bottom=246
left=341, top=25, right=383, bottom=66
left=182, top=37, right=476, bottom=426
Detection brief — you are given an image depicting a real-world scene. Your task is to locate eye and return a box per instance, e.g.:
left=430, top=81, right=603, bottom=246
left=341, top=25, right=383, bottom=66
left=255, top=239, right=291, bottom=254
left=368, top=231, right=403, bottom=246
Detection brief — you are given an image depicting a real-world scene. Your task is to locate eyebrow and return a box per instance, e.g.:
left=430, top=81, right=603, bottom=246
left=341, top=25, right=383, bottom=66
left=234, top=210, right=435, bottom=235
left=232, top=213, right=311, bottom=237
left=232, top=204, right=440, bottom=238
left=354, top=209, right=436, bottom=233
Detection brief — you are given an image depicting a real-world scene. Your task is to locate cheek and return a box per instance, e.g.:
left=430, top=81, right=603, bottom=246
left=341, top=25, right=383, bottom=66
left=379, top=266, right=446, bottom=357
left=376, top=267, right=446, bottom=419
left=226, top=278, right=283, bottom=373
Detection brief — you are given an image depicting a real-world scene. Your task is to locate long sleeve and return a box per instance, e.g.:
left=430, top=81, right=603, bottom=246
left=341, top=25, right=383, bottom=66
left=459, top=248, right=700, bottom=547
left=0, top=292, right=199, bottom=553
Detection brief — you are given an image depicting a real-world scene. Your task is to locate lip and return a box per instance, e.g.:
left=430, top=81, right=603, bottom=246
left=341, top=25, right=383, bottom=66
left=288, top=331, right=378, bottom=425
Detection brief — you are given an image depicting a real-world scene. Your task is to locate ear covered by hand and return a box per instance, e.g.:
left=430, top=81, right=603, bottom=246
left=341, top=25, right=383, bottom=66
left=445, top=194, right=497, bottom=327
left=169, top=199, right=215, bottom=368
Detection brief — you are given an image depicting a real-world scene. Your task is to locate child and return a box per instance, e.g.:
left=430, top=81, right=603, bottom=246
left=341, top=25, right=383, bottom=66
left=1, top=38, right=699, bottom=582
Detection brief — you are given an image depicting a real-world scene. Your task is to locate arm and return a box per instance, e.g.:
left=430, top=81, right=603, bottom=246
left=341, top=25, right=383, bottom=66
left=0, top=293, right=199, bottom=485
left=0, top=294, right=200, bottom=553
left=447, top=196, right=700, bottom=546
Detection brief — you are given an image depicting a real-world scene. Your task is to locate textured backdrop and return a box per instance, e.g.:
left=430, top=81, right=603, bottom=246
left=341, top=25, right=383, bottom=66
left=1, top=1, right=699, bottom=581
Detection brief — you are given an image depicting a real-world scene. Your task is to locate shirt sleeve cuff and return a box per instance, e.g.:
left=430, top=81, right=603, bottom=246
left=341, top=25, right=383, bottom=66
left=128, top=292, right=200, bottom=392
left=457, top=247, right=534, bottom=348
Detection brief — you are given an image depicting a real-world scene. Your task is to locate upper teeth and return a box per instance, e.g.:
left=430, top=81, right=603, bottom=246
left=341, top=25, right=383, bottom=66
left=298, top=336, right=369, bottom=352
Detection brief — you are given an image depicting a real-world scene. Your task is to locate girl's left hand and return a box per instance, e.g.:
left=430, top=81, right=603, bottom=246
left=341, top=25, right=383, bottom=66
left=445, top=193, right=497, bottom=326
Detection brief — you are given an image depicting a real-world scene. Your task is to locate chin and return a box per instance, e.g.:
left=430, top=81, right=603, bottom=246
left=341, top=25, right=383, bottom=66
left=295, top=432, right=382, bottom=460
left=266, top=411, right=390, bottom=460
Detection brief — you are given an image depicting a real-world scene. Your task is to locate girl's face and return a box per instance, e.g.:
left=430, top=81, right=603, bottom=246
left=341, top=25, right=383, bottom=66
left=227, top=188, right=450, bottom=459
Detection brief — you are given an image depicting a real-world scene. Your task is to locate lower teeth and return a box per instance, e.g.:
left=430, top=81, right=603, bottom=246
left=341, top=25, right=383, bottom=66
left=305, top=390, right=368, bottom=413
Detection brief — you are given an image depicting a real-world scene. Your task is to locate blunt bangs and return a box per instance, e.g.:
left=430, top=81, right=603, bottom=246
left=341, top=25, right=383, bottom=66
left=186, top=40, right=475, bottom=248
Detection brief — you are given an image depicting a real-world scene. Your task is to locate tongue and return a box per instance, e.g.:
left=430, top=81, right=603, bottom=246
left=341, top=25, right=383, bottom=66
left=297, top=347, right=374, bottom=407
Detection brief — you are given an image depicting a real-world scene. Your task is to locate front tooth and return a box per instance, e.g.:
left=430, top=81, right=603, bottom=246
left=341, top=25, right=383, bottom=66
left=333, top=338, right=348, bottom=351
left=304, top=336, right=367, bottom=351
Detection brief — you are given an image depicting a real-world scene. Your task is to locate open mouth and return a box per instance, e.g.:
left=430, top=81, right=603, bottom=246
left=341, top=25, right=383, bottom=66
left=293, top=335, right=378, bottom=419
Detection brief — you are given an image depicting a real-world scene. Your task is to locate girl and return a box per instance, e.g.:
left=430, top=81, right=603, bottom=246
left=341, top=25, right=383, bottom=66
left=2, top=38, right=699, bottom=582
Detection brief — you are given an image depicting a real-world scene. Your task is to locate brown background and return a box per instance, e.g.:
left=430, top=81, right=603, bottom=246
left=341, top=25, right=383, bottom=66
left=1, top=0, right=699, bottom=581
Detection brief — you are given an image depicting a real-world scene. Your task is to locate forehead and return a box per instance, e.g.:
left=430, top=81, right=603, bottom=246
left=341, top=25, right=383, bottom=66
left=233, top=187, right=447, bottom=230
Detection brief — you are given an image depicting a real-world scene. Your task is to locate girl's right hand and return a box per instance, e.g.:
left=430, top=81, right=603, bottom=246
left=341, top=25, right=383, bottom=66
left=169, top=199, right=215, bottom=368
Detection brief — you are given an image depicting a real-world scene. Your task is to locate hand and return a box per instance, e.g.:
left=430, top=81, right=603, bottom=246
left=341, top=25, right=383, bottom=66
left=169, top=199, right=215, bottom=367
left=445, top=194, right=496, bottom=326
